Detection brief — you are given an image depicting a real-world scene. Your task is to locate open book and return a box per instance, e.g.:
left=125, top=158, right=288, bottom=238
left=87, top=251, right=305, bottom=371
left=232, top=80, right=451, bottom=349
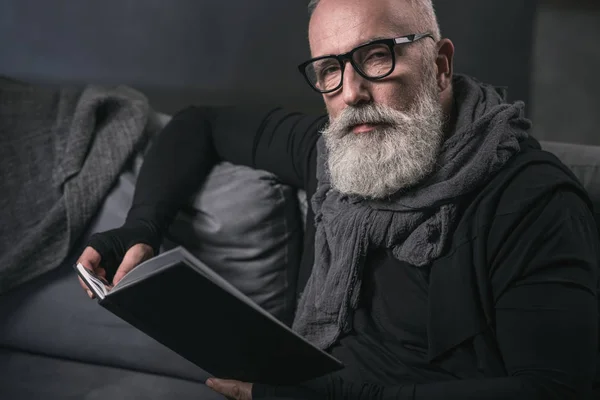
left=75, top=246, right=343, bottom=385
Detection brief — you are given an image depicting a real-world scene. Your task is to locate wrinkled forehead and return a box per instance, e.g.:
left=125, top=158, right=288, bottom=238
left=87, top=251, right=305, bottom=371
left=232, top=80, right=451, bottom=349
left=308, top=0, right=417, bottom=57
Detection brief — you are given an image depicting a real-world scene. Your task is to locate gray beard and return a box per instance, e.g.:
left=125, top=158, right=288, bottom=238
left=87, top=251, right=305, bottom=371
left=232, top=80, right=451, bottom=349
left=322, top=80, right=445, bottom=199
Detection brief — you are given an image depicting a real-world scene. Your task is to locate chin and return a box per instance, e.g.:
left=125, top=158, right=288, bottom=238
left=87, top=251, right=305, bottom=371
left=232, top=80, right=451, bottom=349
left=327, top=129, right=441, bottom=200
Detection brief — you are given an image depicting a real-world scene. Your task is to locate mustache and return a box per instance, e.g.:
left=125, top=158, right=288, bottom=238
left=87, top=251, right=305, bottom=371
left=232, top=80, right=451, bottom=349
left=327, top=104, right=400, bottom=134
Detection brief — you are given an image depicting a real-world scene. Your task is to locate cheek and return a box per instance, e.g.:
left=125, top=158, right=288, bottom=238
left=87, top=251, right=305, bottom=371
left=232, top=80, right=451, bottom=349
left=372, top=67, right=427, bottom=110
left=323, top=96, right=343, bottom=120
left=373, top=56, right=426, bottom=107
left=370, top=82, right=415, bottom=111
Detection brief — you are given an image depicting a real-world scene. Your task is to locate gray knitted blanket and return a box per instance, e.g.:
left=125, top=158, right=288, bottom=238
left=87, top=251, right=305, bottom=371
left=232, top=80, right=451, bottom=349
left=0, top=77, right=155, bottom=294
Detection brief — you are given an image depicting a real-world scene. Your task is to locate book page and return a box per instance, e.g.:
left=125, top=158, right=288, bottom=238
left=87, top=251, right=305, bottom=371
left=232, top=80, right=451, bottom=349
left=112, top=247, right=203, bottom=292
left=75, top=263, right=112, bottom=300
left=113, top=247, right=274, bottom=319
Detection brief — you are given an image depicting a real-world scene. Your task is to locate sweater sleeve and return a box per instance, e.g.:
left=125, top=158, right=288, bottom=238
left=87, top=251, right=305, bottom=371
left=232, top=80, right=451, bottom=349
left=254, top=188, right=600, bottom=400
left=129, top=105, right=324, bottom=228
left=87, top=105, right=325, bottom=276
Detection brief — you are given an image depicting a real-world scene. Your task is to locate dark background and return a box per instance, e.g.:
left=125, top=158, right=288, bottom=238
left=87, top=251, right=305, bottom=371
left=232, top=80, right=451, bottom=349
left=0, top=0, right=598, bottom=144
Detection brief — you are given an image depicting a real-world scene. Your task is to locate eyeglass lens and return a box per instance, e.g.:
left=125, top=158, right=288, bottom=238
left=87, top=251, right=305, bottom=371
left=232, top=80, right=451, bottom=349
left=305, top=43, right=394, bottom=92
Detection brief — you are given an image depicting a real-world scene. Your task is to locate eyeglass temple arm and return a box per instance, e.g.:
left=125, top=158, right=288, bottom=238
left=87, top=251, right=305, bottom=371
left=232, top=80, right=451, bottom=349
left=394, top=33, right=435, bottom=44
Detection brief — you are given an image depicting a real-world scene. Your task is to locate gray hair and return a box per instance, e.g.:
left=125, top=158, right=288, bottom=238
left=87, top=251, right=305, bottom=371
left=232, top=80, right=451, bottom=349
left=307, top=0, right=320, bottom=16
left=308, top=0, right=441, bottom=41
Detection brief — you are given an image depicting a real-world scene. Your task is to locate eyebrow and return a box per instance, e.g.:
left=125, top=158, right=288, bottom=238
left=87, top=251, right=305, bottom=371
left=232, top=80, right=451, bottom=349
left=365, top=35, right=389, bottom=42
left=315, top=35, right=393, bottom=59
left=348, top=35, right=391, bottom=51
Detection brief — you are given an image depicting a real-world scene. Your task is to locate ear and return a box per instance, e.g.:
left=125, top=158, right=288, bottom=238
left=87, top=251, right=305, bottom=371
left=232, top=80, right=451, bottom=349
left=435, top=38, right=454, bottom=93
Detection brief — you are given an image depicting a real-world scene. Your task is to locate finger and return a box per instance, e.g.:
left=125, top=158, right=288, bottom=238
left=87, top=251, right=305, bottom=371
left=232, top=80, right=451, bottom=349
left=206, top=379, right=251, bottom=400
left=77, top=246, right=102, bottom=271
left=206, top=378, right=237, bottom=398
left=112, top=243, right=154, bottom=285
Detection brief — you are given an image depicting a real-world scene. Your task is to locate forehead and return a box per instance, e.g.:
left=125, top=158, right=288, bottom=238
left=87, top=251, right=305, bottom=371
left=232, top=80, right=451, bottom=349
left=309, top=0, right=415, bottom=57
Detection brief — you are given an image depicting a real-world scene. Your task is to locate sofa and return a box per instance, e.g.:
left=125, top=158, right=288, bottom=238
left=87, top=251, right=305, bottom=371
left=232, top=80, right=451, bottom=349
left=0, top=109, right=599, bottom=400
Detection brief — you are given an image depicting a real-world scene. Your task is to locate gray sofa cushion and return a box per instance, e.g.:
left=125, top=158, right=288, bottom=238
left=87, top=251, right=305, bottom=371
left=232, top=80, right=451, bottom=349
left=0, top=349, right=224, bottom=400
left=541, top=140, right=600, bottom=219
left=164, top=161, right=301, bottom=325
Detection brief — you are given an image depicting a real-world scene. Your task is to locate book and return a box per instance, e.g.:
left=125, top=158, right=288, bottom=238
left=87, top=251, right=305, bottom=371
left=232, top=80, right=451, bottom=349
left=75, top=246, right=343, bottom=385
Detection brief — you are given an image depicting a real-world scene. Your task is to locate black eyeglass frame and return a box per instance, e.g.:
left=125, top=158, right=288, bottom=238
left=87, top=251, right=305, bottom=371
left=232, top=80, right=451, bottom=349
left=298, top=32, right=435, bottom=94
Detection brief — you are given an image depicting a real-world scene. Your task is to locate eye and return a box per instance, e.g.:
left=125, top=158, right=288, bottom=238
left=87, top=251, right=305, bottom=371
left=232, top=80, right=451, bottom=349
left=355, top=43, right=392, bottom=65
left=318, top=63, right=340, bottom=78
left=356, top=44, right=394, bottom=77
left=363, top=48, right=391, bottom=64
left=366, top=50, right=388, bottom=60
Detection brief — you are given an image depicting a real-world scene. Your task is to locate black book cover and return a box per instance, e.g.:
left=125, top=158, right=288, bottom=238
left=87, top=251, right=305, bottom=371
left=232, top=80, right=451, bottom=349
left=76, top=246, right=343, bottom=385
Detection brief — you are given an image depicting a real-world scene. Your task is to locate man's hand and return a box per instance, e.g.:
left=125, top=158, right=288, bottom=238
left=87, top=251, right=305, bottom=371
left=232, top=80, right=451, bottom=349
left=206, top=378, right=252, bottom=400
left=77, top=243, right=154, bottom=298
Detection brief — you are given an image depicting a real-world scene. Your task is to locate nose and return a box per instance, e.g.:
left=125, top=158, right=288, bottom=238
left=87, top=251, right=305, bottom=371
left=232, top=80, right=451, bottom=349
left=341, top=61, right=371, bottom=107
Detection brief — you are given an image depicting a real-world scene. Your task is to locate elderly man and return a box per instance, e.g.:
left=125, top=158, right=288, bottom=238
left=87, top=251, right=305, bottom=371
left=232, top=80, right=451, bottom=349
left=78, top=0, right=599, bottom=398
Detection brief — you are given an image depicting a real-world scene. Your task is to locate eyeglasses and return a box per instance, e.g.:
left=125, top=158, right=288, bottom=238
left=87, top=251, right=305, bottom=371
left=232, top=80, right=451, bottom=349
left=298, top=33, right=434, bottom=94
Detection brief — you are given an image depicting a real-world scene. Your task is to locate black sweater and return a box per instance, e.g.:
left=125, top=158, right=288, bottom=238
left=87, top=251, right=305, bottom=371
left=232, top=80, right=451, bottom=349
left=115, top=106, right=600, bottom=399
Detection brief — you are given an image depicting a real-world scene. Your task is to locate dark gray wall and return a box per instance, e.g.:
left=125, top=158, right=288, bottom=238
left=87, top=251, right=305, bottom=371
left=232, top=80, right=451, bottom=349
left=531, top=1, right=600, bottom=146
left=434, top=1, right=536, bottom=107
left=0, top=0, right=315, bottom=109
left=0, top=0, right=536, bottom=114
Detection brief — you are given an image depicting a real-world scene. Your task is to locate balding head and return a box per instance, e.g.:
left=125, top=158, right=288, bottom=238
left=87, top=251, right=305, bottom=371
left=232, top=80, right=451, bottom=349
left=303, top=0, right=455, bottom=198
left=308, top=0, right=441, bottom=41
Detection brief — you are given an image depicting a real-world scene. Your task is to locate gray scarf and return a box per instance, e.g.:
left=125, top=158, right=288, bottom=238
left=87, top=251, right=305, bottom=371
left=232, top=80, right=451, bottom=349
left=292, top=74, right=531, bottom=349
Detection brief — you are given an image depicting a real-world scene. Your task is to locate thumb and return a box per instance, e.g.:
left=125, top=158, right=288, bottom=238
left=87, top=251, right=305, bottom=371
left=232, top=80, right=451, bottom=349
left=112, top=243, right=154, bottom=285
